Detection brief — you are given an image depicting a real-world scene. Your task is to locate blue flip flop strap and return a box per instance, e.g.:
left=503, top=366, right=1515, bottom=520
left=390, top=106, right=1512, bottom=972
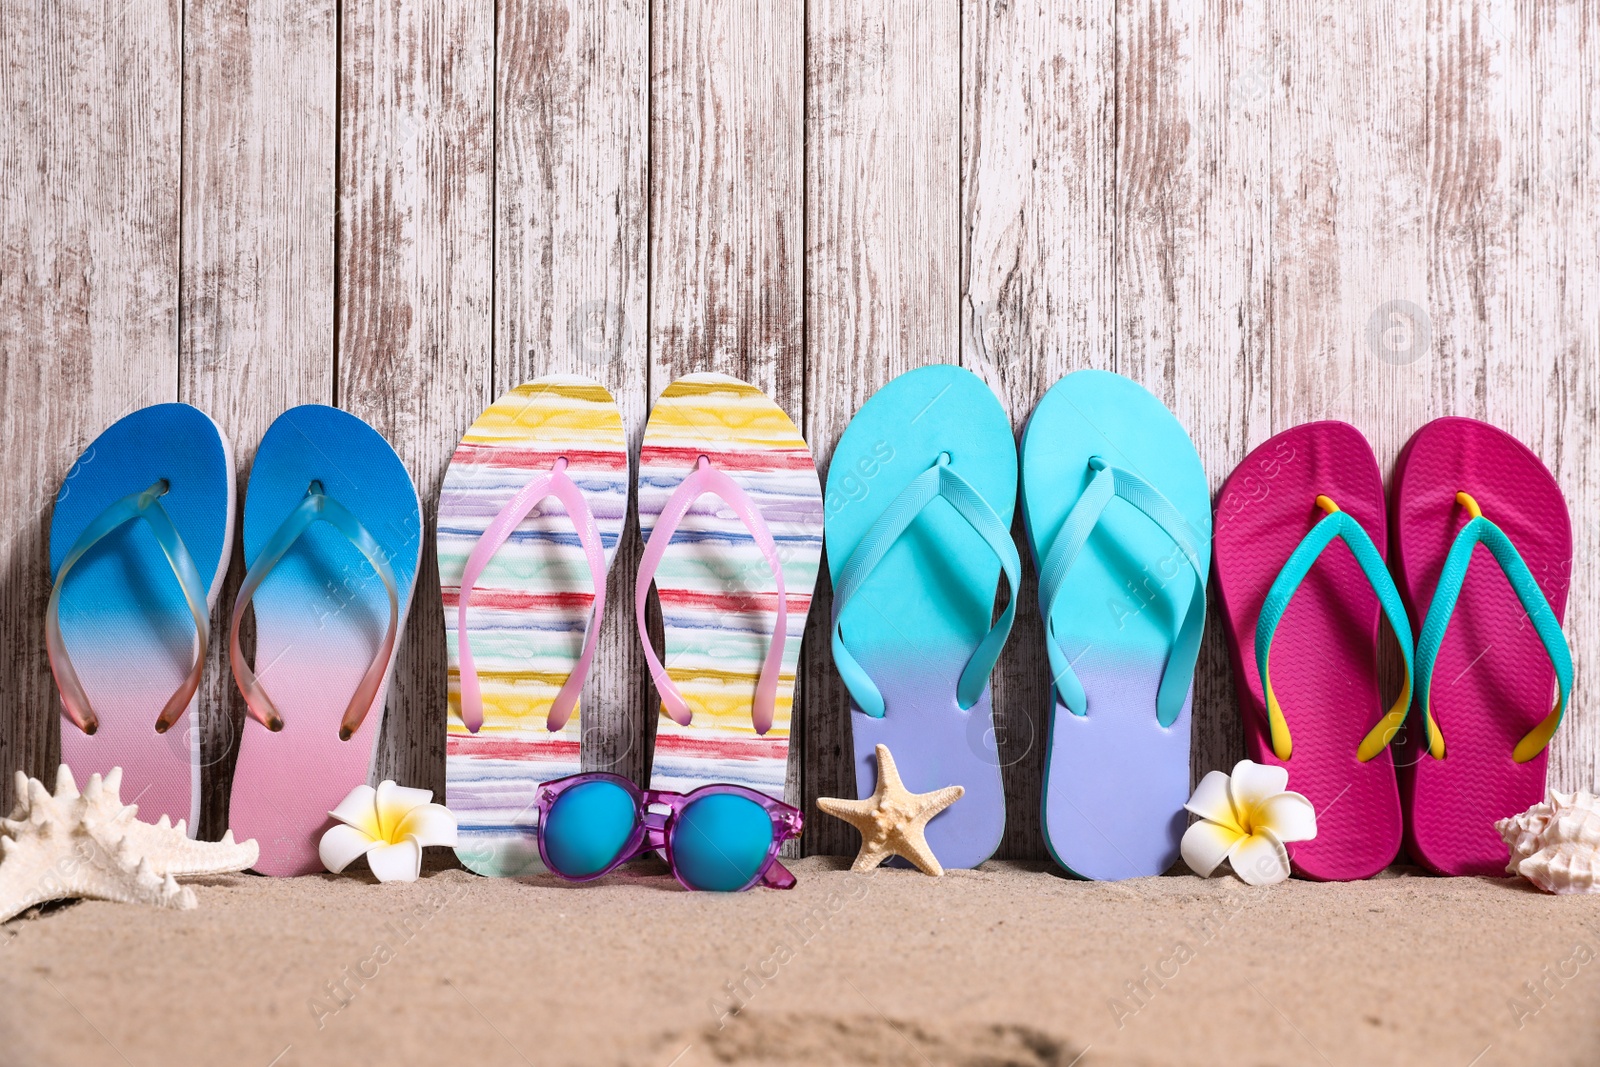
left=45, top=481, right=211, bottom=736
left=832, top=456, right=1021, bottom=719
left=1253, top=503, right=1420, bottom=762
left=1415, top=503, right=1572, bottom=764
left=229, top=485, right=401, bottom=740
left=1039, top=460, right=1206, bottom=728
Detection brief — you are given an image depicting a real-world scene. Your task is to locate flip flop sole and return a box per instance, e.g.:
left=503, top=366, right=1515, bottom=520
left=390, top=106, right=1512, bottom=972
left=1213, top=421, right=1402, bottom=880
left=227, top=406, right=422, bottom=876
left=1021, top=370, right=1209, bottom=880
left=50, top=403, right=234, bottom=834
left=638, top=374, right=822, bottom=800
left=440, top=376, right=629, bottom=877
left=827, top=365, right=1015, bottom=871
left=1391, top=417, right=1571, bottom=876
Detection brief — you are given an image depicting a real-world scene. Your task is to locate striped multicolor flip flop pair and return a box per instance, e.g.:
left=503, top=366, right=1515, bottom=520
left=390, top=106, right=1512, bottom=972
left=441, top=373, right=822, bottom=877
left=48, top=405, right=423, bottom=876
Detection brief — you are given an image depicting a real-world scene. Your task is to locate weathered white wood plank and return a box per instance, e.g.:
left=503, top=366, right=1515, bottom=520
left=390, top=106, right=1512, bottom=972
left=650, top=1, right=804, bottom=410
left=339, top=0, right=494, bottom=800
left=802, top=0, right=961, bottom=856
left=494, top=0, right=650, bottom=784
left=961, top=0, right=1116, bottom=859
left=649, top=1, right=805, bottom=817
left=1269, top=1, right=1433, bottom=457
left=0, top=0, right=182, bottom=813
left=1115, top=1, right=1273, bottom=795
left=179, top=0, right=337, bottom=834
left=1459, top=0, right=1599, bottom=791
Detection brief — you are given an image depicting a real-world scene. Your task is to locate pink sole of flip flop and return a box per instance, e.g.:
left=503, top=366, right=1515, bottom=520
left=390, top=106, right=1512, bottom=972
left=1391, top=417, right=1571, bottom=877
left=1213, top=422, right=1403, bottom=881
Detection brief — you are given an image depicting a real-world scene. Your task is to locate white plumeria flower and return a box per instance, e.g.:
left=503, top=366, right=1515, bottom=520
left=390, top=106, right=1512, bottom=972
left=319, top=781, right=458, bottom=883
left=1180, top=760, right=1317, bottom=886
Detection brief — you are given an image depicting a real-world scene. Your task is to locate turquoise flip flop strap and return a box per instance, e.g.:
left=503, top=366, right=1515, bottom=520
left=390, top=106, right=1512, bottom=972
left=1253, top=496, right=1423, bottom=762
left=832, top=454, right=1021, bottom=719
left=1415, top=492, right=1572, bottom=764
left=1039, top=457, right=1206, bottom=728
left=230, top=481, right=401, bottom=740
left=45, top=480, right=211, bottom=736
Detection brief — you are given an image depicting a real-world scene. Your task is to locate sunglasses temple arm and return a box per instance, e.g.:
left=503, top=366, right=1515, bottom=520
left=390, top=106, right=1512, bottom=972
left=760, top=858, right=797, bottom=890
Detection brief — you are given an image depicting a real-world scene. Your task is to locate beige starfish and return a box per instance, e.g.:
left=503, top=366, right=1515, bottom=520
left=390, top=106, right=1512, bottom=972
left=817, top=744, right=965, bottom=876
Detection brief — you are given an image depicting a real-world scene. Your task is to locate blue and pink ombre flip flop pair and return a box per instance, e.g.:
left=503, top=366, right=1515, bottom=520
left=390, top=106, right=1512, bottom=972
left=829, top=367, right=1208, bottom=878
left=50, top=404, right=421, bottom=876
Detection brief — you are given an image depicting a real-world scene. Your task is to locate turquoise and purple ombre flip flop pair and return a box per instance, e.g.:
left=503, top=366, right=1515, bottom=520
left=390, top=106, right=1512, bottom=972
left=829, top=367, right=1207, bottom=878
left=50, top=404, right=421, bottom=876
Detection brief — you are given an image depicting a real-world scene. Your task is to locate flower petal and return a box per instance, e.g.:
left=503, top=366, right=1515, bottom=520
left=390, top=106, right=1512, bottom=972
left=1185, top=770, right=1242, bottom=831
left=375, top=781, right=436, bottom=841
left=1255, top=791, right=1317, bottom=844
left=1229, top=829, right=1291, bottom=886
left=1181, top=819, right=1245, bottom=877
left=328, top=784, right=381, bottom=838
left=1228, top=760, right=1290, bottom=824
left=365, top=838, right=423, bottom=883
left=395, top=803, right=458, bottom=849
left=319, top=823, right=378, bottom=874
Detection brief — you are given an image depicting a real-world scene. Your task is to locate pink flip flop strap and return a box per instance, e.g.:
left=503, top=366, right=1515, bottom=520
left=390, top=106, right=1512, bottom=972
left=457, top=458, right=608, bottom=734
left=636, top=456, right=789, bottom=735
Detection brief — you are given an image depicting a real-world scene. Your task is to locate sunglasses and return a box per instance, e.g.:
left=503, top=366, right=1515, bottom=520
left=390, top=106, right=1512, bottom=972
left=532, top=773, right=803, bottom=892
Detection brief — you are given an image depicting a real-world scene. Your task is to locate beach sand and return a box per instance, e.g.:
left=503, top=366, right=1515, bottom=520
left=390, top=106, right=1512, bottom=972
left=1, top=857, right=1597, bottom=1066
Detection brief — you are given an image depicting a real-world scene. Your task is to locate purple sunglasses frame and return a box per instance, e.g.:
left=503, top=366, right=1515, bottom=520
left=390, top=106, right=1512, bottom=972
left=532, top=772, right=804, bottom=892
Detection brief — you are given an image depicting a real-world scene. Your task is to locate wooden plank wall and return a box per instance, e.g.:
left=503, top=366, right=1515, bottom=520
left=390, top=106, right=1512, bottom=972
left=1, top=0, right=1595, bottom=860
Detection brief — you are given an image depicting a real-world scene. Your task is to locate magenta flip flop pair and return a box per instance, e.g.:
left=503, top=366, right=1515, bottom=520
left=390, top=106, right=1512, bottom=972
left=1215, top=418, right=1572, bottom=879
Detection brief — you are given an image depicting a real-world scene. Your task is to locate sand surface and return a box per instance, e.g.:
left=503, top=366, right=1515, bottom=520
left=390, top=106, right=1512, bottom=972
left=2, top=857, right=1597, bottom=1066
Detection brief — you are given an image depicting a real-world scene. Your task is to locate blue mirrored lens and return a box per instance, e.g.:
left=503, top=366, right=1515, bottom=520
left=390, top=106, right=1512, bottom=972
left=542, top=780, right=637, bottom=877
left=671, top=793, right=775, bottom=892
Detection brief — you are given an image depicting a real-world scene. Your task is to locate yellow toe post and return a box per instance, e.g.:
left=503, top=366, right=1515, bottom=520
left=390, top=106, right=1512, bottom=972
left=1455, top=491, right=1483, bottom=519
left=1315, top=494, right=1340, bottom=515
left=1264, top=670, right=1293, bottom=760
left=1513, top=702, right=1563, bottom=764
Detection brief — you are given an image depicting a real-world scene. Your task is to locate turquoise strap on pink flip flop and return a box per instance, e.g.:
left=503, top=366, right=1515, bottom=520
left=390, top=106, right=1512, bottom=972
left=1253, top=495, right=1422, bottom=762
left=1416, top=492, right=1573, bottom=764
left=45, top=479, right=210, bottom=736
left=832, top=453, right=1021, bottom=719
left=635, top=456, right=788, bottom=735
left=230, top=481, right=400, bottom=740
left=456, top=457, right=608, bottom=734
left=1040, top=456, right=1205, bottom=728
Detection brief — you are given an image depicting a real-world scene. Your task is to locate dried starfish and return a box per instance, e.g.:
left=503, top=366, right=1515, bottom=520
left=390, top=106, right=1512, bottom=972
left=0, top=766, right=259, bottom=923
left=817, top=744, right=965, bottom=876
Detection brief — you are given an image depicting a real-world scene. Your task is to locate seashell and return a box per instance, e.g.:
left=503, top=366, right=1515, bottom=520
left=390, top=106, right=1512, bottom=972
left=1495, top=789, right=1600, bottom=894
left=0, top=765, right=259, bottom=923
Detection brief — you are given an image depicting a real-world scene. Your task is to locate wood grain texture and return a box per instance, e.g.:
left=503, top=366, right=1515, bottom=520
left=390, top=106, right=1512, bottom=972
left=648, top=0, right=805, bottom=815
left=1447, top=0, right=1599, bottom=792
left=338, top=0, right=494, bottom=800
left=961, top=0, right=1116, bottom=859
left=179, top=0, right=338, bottom=838
left=1116, top=0, right=1272, bottom=810
left=493, top=0, right=650, bottom=785
left=0, top=0, right=182, bottom=814
left=800, top=0, right=961, bottom=856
